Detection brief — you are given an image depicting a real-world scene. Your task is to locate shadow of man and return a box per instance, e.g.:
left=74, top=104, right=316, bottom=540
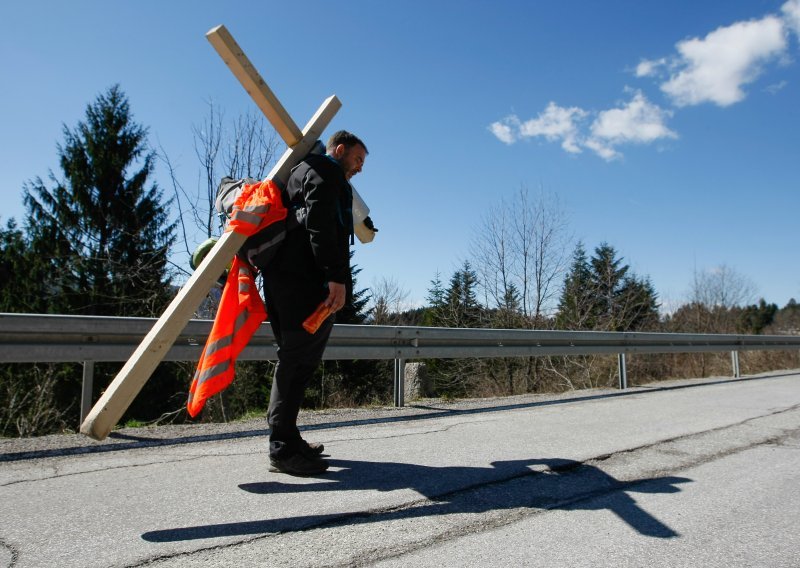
left=143, top=457, right=689, bottom=542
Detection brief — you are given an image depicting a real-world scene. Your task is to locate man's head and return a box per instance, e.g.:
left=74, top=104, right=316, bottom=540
left=327, top=130, right=368, bottom=179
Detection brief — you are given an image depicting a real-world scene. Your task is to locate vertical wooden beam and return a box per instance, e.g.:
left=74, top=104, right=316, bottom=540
left=206, top=25, right=303, bottom=147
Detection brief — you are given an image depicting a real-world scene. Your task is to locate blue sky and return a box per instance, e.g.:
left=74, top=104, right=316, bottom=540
left=1, top=0, right=799, bottom=312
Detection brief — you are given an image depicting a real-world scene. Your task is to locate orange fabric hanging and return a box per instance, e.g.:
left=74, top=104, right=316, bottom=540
left=187, top=256, right=265, bottom=417
left=187, top=179, right=286, bottom=417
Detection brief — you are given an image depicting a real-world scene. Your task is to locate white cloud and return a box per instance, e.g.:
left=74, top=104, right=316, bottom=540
left=489, top=117, right=518, bottom=145
left=782, top=0, right=800, bottom=37
left=488, top=104, right=587, bottom=153
left=590, top=91, right=677, bottom=145
left=765, top=80, right=789, bottom=94
left=488, top=93, right=675, bottom=161
left=518, top=102, right=587, bottom=153
left=635, top=58, right=668, bottom=78
left=584, top=138, right=620, bottom=161
left=580, top=91, right=676, bottom=161
left=661, top=15, right=788, bottom=107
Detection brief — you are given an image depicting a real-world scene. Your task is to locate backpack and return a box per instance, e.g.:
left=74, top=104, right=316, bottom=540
left=214, top=176, right=259, bottom=229
left=211, top=140, right=328, bottom=269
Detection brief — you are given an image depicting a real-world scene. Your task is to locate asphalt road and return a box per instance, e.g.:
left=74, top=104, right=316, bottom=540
left=1, top=371, right=799, bottom=567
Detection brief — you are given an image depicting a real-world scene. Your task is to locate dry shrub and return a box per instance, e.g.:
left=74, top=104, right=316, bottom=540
left=0, top=364, right=70, bottom=437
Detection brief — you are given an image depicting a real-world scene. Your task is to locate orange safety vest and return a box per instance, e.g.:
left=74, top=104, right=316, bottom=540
left=187, top=179, right=287, bottom=418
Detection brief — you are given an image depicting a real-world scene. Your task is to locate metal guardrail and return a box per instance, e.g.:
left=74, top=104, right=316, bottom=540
left=2, top=313, right=799, bottom=422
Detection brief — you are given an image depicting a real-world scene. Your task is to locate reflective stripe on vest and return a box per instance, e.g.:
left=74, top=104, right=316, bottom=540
left=187, top=256, right=266, bottom=417
left=226, top=179, right=287, bottom=236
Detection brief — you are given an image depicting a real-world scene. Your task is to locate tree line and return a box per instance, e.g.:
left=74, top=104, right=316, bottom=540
left=1, top=86, right=798, bottom=436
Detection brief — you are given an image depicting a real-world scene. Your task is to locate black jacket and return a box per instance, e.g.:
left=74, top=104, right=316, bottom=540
left=279, top=153, right=353, bottom=286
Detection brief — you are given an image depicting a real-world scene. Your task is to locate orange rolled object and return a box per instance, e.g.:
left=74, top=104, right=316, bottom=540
left=302, top=301, right=333, bottom=334
left=226, top=178, right=287, bottom=236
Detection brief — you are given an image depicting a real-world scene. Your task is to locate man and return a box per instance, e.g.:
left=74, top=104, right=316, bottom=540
left=258, top=130, right=368, bottom=475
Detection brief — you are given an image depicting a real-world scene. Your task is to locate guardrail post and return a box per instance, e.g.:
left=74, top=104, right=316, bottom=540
left=731, top=350, right=740, bottom=378
left=618, top=353, right=627, bottom=389
left=394, top=358, right=406, bottom=407
left=80, top=361, right=95, bottom=425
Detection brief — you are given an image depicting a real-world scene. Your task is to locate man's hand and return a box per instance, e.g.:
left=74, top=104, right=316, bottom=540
left=324, top=281, right=347, bottom=312
left=363, top=216, right=378, bottom=232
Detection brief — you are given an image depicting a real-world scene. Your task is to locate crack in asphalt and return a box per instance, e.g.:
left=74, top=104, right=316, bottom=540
left=0, top=538, right=20, bottom=568
left=121, top=405, right=800, bottom=568
left=0, top=453, right=211, bottom=488
left=307, top=418, right=487, bottom=446
left=1, top=421, right=480, bottom=488
left=324, top=413, right=800, bottom=567
left=326, top=425, right=800, bottom=567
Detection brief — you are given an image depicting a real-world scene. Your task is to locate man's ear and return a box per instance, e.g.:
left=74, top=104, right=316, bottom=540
left=332, top=143, right=345, bottom=159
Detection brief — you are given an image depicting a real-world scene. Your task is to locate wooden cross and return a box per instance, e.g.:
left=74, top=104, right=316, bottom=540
left=80, top=25, right=342, bottom=440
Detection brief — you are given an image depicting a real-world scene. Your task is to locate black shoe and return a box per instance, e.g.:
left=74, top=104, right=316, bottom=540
left=299, top=439, right=325, bottom=457
left=269, top=453, right=329, bottom=476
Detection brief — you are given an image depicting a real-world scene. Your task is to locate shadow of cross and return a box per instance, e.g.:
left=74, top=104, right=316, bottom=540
left=142, top=457, right=690, bottom=543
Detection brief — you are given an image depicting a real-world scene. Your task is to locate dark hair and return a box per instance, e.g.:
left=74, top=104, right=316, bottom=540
left=326, top=130, right=368, bottom=154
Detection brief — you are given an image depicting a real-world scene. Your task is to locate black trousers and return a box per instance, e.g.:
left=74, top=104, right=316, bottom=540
left=262, top=267, right=333, bottom=458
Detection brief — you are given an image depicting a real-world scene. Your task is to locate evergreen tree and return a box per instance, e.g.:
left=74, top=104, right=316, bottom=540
left=418, top=262, right=484, bottom=398
left=589, top=244, right=659, bottom=331
left=616, top=275, right=660, bottom=331
left=422, top=271, right=447, bottom=326
left=23, top=85, right=176, bottom=316
left=738, top=299, right=778, bottom=334
left=0, top=218, right=52, bottom=313
left=556, top=242, right=594, bottom=329
left=337, top=251, right=371, bottom=324
left=772, top=298, right=800, bottom=333
left=9, top=86, right=181, bottom=432
left=556, top=242, right=659, bottom=331
left=590, top=243, right=628, bottom=327
left=497, top=282, right=524, bottom=327
left=444, top=261, right=482, bottom=327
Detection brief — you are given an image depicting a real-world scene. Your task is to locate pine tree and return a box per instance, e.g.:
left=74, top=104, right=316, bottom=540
left=422, top=271, right=447, bottom=326
left=556, top=242, right=594, bottom=329
left=3, top=86, right=180, bottom=433
left=772, top=298, right=800, bottom=333
left=444, top=261, right=482, bottom=327
left=616, top=275, right=660, bottom=331
left=590, top=243, right=628, bottom=327
left=498, top=283, right=523, bottom=324
left=0, top=218, right=52, bottom=313
left=337, top=251, right=371, bottom=324
left=556, top=242, right=659, bottom=331
left=589, top=243, right=659, bottom=331
left=23, top=85, right=176, bottom=316
left=738, top=299, right=778, bottom=334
